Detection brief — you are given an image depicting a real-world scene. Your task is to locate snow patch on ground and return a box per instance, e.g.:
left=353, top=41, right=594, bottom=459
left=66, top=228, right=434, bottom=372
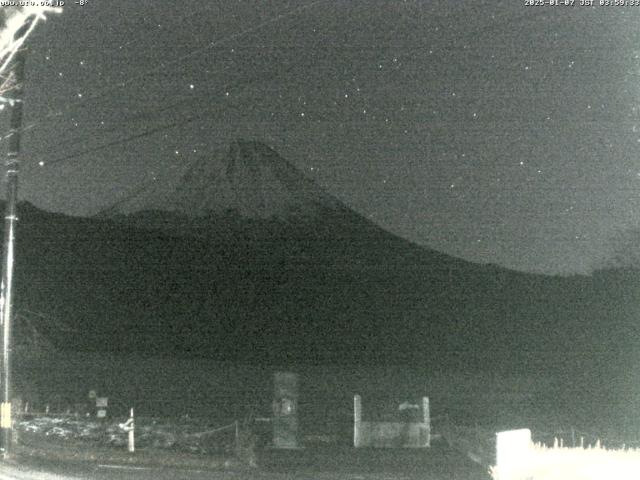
left=17, top=415, right=238, bottom=455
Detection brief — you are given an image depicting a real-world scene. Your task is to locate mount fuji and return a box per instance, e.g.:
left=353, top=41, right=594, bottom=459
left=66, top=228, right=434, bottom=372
left=4, top=139, right=632, bottom=375
left=102, top=139, right=343, bottom=221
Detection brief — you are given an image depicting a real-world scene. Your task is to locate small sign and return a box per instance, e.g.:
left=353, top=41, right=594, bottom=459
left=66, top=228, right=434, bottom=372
left=398, top=401, right=419, bottom=411
left=96, top=397, right=108, bottom=408
left=96, top=409, right=107, bottom=418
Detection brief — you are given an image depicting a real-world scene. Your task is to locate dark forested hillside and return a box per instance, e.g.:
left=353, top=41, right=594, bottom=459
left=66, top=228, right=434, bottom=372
left=6, top=199, right=633, bottom=378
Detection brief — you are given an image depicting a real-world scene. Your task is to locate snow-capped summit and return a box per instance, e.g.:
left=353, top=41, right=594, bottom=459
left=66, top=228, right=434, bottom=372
left=104, top=140, right=342, bottom=220
left=173, top=140, right=341, bottom=219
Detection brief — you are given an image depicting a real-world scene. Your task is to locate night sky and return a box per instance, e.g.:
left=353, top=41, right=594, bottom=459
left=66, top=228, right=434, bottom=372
left=5, top=1, right=640, bottom=275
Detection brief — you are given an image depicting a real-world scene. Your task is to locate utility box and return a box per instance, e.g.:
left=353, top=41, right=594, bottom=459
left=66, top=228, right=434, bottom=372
left=272, top=372, right=299, bottom=449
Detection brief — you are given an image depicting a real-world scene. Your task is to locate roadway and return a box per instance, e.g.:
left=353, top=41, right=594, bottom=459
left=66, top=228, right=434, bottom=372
left=0, top=459, right=253, bottom=480
left=0, top=459, right=404, bottom=480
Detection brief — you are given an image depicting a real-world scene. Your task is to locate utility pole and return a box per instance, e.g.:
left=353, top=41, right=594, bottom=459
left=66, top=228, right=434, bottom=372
left=0, top=36, right=27, bottom=457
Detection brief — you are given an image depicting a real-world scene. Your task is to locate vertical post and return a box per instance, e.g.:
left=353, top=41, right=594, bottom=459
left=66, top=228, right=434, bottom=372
left=353, top=394, right=361, bottom=448
left=422, top=396, right=430, bottom=447
left=0, top=44, right=26, bottom=458
left=234, top=419, right=239, bottom=452
left=127, top=408, right=135, bottom=453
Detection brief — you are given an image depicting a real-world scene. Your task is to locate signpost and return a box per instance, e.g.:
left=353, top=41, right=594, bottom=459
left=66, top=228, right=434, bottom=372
left=119, top=408, right=135, bottom=453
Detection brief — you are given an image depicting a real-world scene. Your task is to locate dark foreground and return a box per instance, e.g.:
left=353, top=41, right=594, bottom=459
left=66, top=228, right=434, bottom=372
left=259, top=444, right=489, bottom=479
left=1, top=443, right=489, bottom=480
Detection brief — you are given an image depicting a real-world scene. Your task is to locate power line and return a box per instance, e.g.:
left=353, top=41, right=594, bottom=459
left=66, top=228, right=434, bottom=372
left=0, top=1, right=600, bottom=196
left=0, top=0, right=324, bottom=146
left=42, top=106, right=228, bottom=167
left=3, top=3, right=582, bottom=171
left=26, top=57, right=300, bottom=160
left=5, top=2, right=555, bottom=157
left=71, top=0, right=324, bottom=113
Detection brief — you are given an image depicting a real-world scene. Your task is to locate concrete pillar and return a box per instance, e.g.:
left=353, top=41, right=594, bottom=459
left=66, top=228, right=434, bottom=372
left=272, top=372, right=299, bottom=449
left=353, top=394, right=362, bottom=447
left=422, top=396, right=430, bottom=447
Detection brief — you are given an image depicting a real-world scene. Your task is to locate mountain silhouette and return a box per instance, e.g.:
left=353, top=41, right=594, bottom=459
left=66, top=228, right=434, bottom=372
left=4, top=141, right=636, bottom=377
left=102, top=139, right=342, bottom=220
